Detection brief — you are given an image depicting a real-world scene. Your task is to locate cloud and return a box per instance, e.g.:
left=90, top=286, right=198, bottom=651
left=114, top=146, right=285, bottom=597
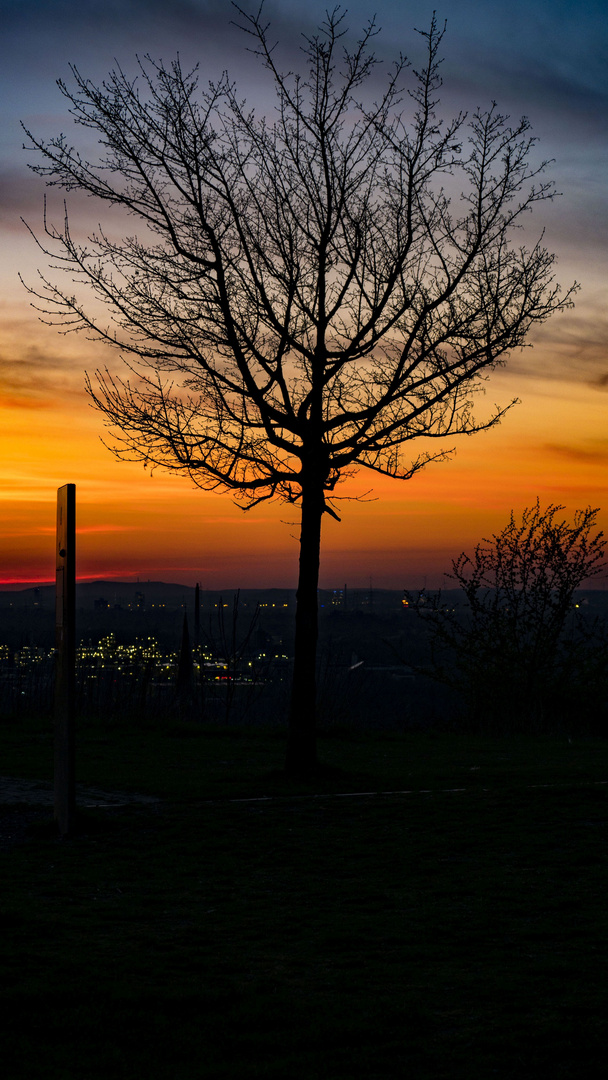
left=2, top=0, right=262, bottom=78
left=3, top=0, right=606, bottom=407
left=503, top=299, right=608, bottom=388
left=0, top=306, right=112, bottom=407
left=0, top=170, right=46, bottom=232
left=1, top=393, right=52, bottom=410
left=544, top=441, right=608, bottom=466
left=35, top=524, right=137, bottom=534
left=0, top=336, right=84, bottom=406
left=541, top=483, right=608, bottom=500
left=2, top=0, right=228, bottom=34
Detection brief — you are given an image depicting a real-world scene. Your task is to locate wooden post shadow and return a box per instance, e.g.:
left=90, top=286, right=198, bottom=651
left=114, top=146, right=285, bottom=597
left=55, top=483, right=76, bottom=836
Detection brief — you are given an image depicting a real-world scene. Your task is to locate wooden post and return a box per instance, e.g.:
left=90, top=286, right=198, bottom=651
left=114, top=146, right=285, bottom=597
left=55, top=484, right=76, bottom=836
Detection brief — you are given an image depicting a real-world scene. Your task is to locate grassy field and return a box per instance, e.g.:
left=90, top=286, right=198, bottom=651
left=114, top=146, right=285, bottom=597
left=1, top=717, right=608, bottom=1078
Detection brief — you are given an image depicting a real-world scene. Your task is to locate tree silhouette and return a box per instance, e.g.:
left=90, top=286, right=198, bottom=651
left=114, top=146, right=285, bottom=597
left=408, top=502, right=606, bottom=732
left=23, top=8, right=575, bottom=774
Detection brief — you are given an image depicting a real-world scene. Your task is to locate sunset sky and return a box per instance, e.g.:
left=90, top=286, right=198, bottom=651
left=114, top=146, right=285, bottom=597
left=1, top=0, right=607, bottom=590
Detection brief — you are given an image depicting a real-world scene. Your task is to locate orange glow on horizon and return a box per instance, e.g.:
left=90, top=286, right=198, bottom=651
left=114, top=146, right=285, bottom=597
left=2, top=281, right=607, bottom=592
left=3, top=348, right=608, bottom=591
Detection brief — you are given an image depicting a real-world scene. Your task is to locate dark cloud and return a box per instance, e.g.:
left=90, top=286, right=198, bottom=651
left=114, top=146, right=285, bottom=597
left=2, top=0, right=227, bottom=34
left=5, top=1, right=607, bottom=138
left=0, top=169, right=47, bottom=231
left=1, top=391, right=51, bottom=410
left=431, top=0, right=608, bottom=122
left=0, top=0, right=274, bottom=74
left=1, top=165, right=123, bottom=240
left=0, top=321, right=88, bottom=406
left=541, top=482, right=608, bottom=500
left=3, top=0, right=606, bottom=403
left=544, top=441, right=608, bottom=465
left=501, top=300, right=608, bottom=388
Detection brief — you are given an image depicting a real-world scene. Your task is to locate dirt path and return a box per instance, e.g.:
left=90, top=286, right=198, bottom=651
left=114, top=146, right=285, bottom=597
left=0, top=777, right=160, bottom=850
left=0, top=776, right=160, bottom=807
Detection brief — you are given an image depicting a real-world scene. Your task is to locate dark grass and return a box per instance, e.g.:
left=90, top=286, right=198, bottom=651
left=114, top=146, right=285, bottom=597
left=3, top=713, right=608, bottom=798
left=1, top=717, right=608, bottom=1077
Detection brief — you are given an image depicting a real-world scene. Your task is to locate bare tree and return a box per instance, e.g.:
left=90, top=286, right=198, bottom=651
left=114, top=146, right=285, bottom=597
left=407, top=502, right=606, bottom=732
left=22, top=8, right=575, bottom=774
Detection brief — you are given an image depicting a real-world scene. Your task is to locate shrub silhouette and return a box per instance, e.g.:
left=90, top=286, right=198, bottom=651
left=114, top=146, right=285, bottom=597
left=409, top=502, right=608, bottom=733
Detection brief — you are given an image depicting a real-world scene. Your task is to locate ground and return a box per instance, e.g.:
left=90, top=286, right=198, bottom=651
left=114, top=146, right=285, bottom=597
left=1, top=725, right=607, bottom=1078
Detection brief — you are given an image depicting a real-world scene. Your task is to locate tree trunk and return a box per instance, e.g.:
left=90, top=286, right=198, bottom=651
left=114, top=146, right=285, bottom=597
left=285, top=476, right=324, bottom=777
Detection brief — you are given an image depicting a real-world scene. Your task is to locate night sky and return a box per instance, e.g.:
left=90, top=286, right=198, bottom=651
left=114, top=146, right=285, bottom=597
left=1, top=0, right=607, bottom=588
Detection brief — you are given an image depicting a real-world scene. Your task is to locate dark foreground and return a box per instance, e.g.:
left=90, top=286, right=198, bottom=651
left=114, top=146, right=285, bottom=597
left=1, top=721, right=607, bottom=1078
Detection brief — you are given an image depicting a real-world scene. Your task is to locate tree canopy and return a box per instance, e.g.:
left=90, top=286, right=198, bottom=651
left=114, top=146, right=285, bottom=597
left=23, top=9, right=573, bottom=512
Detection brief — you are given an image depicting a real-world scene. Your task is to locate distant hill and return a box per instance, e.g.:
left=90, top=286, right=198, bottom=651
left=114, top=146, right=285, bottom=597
left=1, top=579, right=607, bottom=613
left=0, top=580, right=296, bottom=610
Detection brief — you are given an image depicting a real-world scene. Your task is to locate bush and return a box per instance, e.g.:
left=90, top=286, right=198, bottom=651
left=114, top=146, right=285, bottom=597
left=408, top=502, right=608, bottom=733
